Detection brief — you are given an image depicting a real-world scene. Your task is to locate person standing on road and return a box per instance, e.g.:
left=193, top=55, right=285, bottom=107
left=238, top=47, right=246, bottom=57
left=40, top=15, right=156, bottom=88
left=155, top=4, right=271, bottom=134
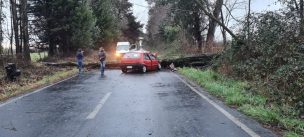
left=76, top=48, right=84, bottom=73
left=98, top=47, right=106, bottom=76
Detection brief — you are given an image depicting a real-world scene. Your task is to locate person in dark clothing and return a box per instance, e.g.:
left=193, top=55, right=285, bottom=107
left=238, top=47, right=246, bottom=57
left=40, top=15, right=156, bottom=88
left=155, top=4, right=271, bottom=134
left=98, top=47, right=106, bottom=76
left=76, top=48, right=84, bottom=73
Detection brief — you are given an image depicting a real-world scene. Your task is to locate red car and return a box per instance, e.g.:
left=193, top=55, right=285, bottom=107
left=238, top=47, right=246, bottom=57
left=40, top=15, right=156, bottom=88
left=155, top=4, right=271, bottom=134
left=120, top=51, right=161, bottom=73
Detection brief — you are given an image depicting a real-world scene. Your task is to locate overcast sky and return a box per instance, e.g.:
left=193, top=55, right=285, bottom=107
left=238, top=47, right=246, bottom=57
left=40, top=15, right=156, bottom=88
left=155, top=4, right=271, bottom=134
left=129, top=0, right=282, bottom=32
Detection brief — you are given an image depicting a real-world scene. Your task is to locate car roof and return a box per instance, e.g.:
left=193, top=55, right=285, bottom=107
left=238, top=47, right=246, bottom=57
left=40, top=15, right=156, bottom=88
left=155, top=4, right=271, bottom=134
left=117, top=42, right=130, bottom=46
left=128, top=49, right=150, bottom=53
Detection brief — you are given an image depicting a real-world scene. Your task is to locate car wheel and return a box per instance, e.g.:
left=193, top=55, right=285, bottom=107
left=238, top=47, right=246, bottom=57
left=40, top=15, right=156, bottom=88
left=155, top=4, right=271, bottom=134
left=142, top=66, right=147, bottom=73
left=122, top=69, right=127, bottom=73
left=157, top=63, right=162, bottom=70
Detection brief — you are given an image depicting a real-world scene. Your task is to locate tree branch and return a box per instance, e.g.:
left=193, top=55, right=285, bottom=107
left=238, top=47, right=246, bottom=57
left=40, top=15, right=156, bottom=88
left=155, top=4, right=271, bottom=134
left=195, top=0, right=239, bottom=41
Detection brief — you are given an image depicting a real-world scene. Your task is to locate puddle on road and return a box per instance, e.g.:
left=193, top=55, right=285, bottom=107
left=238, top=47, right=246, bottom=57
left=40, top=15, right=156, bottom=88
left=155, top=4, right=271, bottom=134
left=152, top=82, right=171, bottom=88
left=156, top=92, right=169, bottom=97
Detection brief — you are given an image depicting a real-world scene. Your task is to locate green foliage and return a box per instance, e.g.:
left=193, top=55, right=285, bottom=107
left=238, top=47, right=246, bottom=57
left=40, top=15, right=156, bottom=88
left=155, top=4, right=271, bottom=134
left=122, top=13, right=143, bottom=43
left=159, top=25, right=181, bottom=42
left=217, top=11, right=304, bottom=114
left=151, top=0, right=207, bottom=49
left=280, top=118, right=304, bottom=134
left=30, top=0, right=97, bottom=52
left=71, top=2, right=96, bottom=48
left=284, top=132, right=301, bottom=137
left=178, top=68, right=266, bottom=106
left=30, top=52, right=48, bottom=62
left=92, top=0, right=118, bottom=44
left=239, top=105, right=280, bottom=124
left=30, top=0, right=142, bottom=53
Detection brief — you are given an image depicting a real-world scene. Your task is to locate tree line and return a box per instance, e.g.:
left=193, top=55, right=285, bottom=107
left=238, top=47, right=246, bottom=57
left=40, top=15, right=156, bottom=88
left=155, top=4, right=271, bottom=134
left=0, top=0, right=143, bottom=61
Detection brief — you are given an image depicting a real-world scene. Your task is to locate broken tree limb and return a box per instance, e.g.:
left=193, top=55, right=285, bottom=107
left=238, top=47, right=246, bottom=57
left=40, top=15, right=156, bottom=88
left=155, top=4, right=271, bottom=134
left=161, top=54, right=215, bottom=68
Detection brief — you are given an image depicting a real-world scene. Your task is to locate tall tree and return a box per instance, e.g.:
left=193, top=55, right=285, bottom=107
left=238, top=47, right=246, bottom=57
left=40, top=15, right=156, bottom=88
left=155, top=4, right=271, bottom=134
left=206, top=0, right=223, bottom=51
left=10, top=0, right=20, bottom=55
left=162, top=0, right=208, bottom=51
left=92, top=0, right=118, bottom=46
left=0, top=0, right=3, bottom=54
left=20, top=0, right=31, bottom=61
left=30, top=0, right=96, bottom=56
left=279, top=0, right=304, bottom=37
left=122, top=12, right=143, bottom=43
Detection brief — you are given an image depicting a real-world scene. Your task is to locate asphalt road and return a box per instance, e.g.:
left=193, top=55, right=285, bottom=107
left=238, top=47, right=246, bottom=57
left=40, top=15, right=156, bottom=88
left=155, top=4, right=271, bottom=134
left=0, top=70, right=276, bottom=137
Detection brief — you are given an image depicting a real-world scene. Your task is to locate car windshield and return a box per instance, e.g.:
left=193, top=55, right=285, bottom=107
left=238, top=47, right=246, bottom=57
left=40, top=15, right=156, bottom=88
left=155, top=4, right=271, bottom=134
left=117, top=45, right=129, bottom=51
left=123, top=53, right=140, bottom=59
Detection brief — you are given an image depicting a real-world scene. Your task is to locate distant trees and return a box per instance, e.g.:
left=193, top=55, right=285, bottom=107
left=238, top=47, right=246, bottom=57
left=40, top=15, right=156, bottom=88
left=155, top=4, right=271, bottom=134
left=9, top=0, right=31, bottom=61
left=0, top=0, right=143, bottom=58
left=29, top=0, right=97, bottom=56
left=146, top=0, right=235, bottom=52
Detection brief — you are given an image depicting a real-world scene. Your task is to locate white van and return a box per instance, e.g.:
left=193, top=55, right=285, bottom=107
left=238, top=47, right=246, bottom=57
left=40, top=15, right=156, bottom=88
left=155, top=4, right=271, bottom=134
left=116, top=42, right=130, bottom=57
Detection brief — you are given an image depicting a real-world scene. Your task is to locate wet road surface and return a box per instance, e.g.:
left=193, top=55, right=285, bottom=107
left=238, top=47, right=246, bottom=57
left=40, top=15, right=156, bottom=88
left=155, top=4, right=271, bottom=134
left=0, top=70, right=276, bottom=137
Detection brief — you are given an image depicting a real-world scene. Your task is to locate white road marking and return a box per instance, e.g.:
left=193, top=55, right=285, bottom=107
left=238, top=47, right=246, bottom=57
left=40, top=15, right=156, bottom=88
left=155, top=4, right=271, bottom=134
left=0, top=75, right=77, bottom=108
left=86, top=92, right=112, bottom=120
left=175, top=74, right=260, bottom=137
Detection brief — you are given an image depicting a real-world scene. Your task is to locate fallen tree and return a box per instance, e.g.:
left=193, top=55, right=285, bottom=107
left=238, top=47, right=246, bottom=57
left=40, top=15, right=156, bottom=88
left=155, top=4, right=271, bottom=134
left=161, top=54, right=215, bottom=68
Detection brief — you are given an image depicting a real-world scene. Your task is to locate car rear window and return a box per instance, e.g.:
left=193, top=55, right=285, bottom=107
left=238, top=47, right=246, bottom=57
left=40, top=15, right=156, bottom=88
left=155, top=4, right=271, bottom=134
left=123, top=53, right=141, bottom=59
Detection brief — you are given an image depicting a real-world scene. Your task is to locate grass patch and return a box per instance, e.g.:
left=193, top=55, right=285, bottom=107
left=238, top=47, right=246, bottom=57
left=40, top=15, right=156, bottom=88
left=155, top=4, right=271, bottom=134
left=179, top=67, right=304, bottom=136
left=284, top=132, right=302, bottom=137
left=179, top=68, right=265, bottom=106
left=30, top=52, right=48, bottom=62
left=239, top=105, right=279, bottom=124
left=0, top=68, right=77, bottom=101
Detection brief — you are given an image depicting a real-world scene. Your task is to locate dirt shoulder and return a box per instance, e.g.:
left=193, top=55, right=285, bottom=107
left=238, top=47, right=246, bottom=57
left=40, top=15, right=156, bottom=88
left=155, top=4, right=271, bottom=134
left=0, top=62, right=78, bottom=102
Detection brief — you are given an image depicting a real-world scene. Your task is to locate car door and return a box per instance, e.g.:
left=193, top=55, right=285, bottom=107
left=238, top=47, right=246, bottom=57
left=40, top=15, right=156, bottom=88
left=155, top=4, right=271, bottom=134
left=148, top=54, right=158, bottom=70
left=143, top=53, right=152, bottom=70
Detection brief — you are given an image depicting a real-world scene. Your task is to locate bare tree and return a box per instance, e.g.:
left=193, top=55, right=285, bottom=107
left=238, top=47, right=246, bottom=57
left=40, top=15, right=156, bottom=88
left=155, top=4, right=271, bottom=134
left=300, top=0, right=304, bottom=36
left=10, top=0, right=19, bottom=56
left=20, top=0, right=30, bottom=61
left=196, top=0, right=238, bottom=41
left=220, top=8, right=226, bottom=45
left=247, top=0, right=251, bottom=41
left=206, top=0, right=224, bottom=51
left=0, top=0, right=2, bottom=54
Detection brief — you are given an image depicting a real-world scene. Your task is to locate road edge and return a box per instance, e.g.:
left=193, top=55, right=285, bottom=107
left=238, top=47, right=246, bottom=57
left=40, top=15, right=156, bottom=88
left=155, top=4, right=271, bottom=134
left=0, top=73, right=78, bottom=108
left=174, top=72, right=278, bottom=137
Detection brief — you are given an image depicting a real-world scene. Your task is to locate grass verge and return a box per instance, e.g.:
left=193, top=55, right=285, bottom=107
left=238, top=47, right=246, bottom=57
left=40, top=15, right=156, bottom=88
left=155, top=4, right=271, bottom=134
left=0, top=68, right=77, bottom=101
left=179, top=67, right=304, bottom=137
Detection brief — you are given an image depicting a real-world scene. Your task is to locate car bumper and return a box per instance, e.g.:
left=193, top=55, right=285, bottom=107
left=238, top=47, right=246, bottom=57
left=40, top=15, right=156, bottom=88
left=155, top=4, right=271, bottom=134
left=120, top=64, right=144, bottom=71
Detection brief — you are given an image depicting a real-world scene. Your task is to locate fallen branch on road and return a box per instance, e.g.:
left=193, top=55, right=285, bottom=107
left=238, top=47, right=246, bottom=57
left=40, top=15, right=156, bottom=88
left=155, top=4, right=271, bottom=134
left=161, top=54, right=215, bottom=68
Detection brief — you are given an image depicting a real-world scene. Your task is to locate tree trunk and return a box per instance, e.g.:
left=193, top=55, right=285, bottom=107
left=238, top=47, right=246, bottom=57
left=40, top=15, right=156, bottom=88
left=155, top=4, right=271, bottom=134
left=10, top=4, right=14, bottom=55
left=48, top=37, right=55, bottom=56
left=0, top=0, right=3, bottom=55
left=11, top=0, right=20, bottom=56
left=195, top=0, right=239, bottom=41
left=194, top=12, right=203, bottom=52
left=21, top=0, right=30, bottom=61
left=206, top=0, right=223, bottom=52
left=247, top=0, right=251, bottom=40
left=300, top=0, right=304, bottom=37
left=220, top=8, right=226, bottom=46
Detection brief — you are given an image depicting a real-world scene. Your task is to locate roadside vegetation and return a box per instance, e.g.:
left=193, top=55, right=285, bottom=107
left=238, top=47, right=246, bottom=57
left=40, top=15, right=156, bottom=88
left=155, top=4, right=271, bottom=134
left=30, top=52, right=48, bottom=62
left=145, top=0, right=304, bottom=136
left=179, top=68, right=304, bottom=137
left=0, top=63, right=77, bottom=101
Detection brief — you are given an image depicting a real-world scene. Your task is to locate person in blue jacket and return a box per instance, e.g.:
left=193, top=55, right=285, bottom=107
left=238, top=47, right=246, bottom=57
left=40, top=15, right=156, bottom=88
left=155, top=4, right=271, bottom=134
left=76, top=48, right=84, bottom=73
left=98, top=47, right=106, bottom=76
